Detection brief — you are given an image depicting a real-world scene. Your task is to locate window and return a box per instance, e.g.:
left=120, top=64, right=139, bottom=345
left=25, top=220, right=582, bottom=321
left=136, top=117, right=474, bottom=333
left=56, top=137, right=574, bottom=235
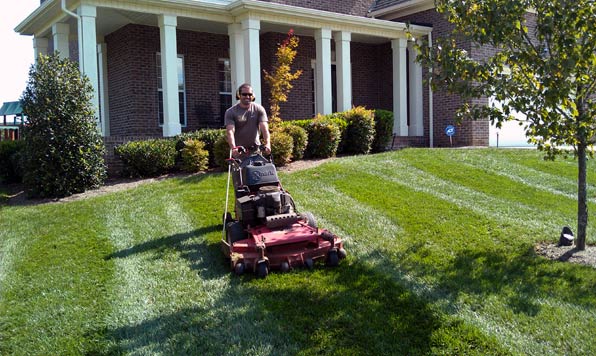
left=218, top=58, right=232, bottom=123
left=157, top=53, right=187, bottom=127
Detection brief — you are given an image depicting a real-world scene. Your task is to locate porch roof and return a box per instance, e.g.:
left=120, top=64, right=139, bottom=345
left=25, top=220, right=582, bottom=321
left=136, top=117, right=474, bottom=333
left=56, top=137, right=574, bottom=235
left=16, top=0, right=431, bottom=45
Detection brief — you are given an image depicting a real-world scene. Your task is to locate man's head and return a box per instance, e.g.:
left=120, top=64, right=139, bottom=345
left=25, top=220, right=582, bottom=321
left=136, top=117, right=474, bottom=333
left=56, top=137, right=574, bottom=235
left=236, top=83, right=255, bottom=106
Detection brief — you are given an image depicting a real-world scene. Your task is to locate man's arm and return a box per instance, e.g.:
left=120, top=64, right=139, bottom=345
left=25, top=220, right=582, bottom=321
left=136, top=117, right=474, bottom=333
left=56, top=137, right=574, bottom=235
left=259, top=121, right=271, bottom=154
left=226, top=124, right=242, bottom=157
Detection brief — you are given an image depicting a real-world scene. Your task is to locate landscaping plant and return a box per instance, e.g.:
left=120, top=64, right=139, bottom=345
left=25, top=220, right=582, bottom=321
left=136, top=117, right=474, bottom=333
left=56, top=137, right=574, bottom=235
left=20, top=53, right=106, bottom=198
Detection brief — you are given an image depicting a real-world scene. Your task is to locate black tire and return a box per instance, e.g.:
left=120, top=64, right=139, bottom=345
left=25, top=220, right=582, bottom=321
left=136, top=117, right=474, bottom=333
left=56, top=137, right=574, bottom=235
left=256, top=262, right=269, bottom=278
left=226, top=221, right=245, bottom=244
left=338, top=248, right=347, bottom=260
left=301, top=212, right=317, bottom=229
left=234, top=262, right=245, bottom=275
left=326, top=249, right=339, bottom=267
left=304, top=258, right=314, bottom=270
left=280, top=261, right=290, bottom=273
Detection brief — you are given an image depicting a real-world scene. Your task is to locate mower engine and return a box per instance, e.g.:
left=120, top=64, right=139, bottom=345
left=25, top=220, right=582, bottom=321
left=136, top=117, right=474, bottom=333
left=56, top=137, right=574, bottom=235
left=234, top=156, right=298, bottom=229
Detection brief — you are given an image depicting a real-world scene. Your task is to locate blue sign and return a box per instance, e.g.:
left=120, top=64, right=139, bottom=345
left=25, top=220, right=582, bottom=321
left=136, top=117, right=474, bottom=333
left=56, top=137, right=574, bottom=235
left=445, top=125, right=456, bottom=137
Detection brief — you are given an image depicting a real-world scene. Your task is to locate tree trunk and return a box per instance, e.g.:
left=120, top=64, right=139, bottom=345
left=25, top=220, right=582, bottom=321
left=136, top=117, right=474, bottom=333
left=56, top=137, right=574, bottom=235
left=576, top=143, right=588, bottom=250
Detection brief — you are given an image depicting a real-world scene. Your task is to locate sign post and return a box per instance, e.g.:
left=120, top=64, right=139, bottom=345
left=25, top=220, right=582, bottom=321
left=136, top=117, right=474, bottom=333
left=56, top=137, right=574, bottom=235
left=445, top=125, right=456, bottom=146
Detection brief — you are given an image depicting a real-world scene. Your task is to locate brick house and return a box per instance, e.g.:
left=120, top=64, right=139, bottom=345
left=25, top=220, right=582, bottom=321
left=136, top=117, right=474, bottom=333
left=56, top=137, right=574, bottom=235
left=15, top=0, right=490, bottom=154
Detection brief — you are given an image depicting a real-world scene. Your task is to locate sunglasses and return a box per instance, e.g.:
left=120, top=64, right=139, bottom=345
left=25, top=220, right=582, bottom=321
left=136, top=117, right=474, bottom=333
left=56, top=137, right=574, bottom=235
left=240, top=92, right=253, bottom=97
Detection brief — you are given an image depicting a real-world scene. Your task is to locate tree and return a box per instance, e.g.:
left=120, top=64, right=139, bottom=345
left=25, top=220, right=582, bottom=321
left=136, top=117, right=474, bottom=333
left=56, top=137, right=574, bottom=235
left=21, top=53, right=106, bottom=198
left=413, top=0, right=596, bottom=250
left=263, top=29, right=303, bottom=127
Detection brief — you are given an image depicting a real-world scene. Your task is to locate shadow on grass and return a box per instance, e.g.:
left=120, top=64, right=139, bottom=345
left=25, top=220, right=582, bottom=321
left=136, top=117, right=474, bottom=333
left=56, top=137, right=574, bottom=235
left=96, top=260, right=461, bottom=355
left=413, top=244, right=596, bottom=316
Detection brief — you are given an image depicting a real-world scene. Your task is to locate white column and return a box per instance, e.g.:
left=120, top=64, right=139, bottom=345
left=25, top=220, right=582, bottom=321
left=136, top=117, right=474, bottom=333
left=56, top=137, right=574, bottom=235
left=98, top=43, right=109, bottom=136
left=228, top=23, right=245, bottom=96
left=77, top=5, right=100, bottom=126
left=242, top=18, right=262, bottom=103
left=392, top=38, right=408, bottom=136
left=408, top=40, right=424, bottom=136
left=52, top=22, right=70, bottom=59
left=334, top=31, right=352, bottom=112
left=158, top=14, right=181, bottom=136
left=33, top=37, right=49, bottom=62
left=315, top=28, right=332, bottom=115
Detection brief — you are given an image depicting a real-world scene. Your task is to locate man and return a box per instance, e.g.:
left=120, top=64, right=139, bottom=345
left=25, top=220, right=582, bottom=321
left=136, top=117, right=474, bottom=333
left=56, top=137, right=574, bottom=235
left=224, top=83, right=271, bottom=157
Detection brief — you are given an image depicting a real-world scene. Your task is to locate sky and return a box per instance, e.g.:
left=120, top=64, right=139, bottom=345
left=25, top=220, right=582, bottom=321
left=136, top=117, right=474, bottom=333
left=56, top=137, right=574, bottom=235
left=0, top=0, right=40, bottom=103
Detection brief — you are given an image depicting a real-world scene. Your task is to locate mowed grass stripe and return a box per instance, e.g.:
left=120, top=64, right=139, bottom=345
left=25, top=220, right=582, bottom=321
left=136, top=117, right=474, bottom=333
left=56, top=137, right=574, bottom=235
left=282, top=154, right=596, bottom=356
left=97, top=176, right=304, bottom=355
left=403, top=148, right=596, bottom=203
left=334, top=154, right=576, bottom=238
left=0, top=203, right=115, bottom=355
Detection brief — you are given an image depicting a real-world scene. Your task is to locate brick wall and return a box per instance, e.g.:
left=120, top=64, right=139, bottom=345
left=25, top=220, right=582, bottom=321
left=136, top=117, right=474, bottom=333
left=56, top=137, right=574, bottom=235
left=257, top=0, right=375, bottom=16
left=395, top=9, right=490, bottom=147
left=105, top=24, right=230, bottom=136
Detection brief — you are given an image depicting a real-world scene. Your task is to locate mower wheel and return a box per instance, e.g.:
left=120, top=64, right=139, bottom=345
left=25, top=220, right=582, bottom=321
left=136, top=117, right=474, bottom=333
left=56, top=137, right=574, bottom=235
left=304, top=258, right=314, bottom=270
left=280, top=261, right=290, bottom=273
left=256, top=262, right=269, bottom=278
left=301, top=212, right=317, bottom=229
left=234, top=262, right=245, bottom=275
left=338, top=248, right=347, bottom=260
left=326, top=249, right=339, bottom=267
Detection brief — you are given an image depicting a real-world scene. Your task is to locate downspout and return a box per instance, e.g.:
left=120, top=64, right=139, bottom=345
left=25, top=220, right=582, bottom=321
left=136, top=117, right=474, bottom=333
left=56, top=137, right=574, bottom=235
left=428, top=31, right=434, bottom=148
left=61, top=0, right=83, bottom=69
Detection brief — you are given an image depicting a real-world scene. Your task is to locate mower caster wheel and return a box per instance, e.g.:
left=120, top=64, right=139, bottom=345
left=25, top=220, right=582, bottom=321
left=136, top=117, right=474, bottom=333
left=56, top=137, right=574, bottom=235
left=280, top=261, right=290, bottom=273
left=256, top=262, right=269, bottom=278
left=338, top=248, right=347, bottom=260
left=326, top=249, right=339, bottom=267
left=234, top=262, right=245, bottom=275
left=304, top=258, right=314, bottom=270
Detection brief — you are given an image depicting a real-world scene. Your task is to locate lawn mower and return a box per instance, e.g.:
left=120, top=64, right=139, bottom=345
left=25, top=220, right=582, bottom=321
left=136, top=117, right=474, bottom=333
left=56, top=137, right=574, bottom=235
left=221, top=146, right=346, bottom=278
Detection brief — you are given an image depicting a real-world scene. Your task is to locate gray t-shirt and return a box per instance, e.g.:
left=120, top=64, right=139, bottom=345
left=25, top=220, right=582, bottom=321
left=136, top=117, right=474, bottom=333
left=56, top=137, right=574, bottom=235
left=224, top=102, right=268, bottom=149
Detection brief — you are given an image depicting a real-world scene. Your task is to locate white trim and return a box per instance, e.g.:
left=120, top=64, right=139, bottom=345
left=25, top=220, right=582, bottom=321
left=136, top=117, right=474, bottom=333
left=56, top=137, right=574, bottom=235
left=392, top=38, right=408, bottom=136
left=315, top=28, right=332, bottom=115
left=368, top=0, right=435, bottom=19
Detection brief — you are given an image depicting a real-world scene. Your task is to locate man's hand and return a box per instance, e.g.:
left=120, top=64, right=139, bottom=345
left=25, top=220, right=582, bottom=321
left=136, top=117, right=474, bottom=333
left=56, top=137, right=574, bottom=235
left=263, top=143, right=271, bottom=155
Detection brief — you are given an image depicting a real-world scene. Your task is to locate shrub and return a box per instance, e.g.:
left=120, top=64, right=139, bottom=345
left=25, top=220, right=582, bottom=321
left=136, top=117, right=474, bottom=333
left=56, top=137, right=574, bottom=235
left=279, top=123, right=308, bottom=160
left=21, top=54, right=106, bottom=198
left=0, top=140, right=25, bottom=184
left=304, top=116, right=342, bottom=158
left=373, top=109, right=394, bottom=152
left=176, top=129, right=225, bottom=167
left=270, top=129, right=293, bottom=166
left=213, top=135, right=231, bottom=168
left=115, top=139, right=177, bottom=177
left=180, top=139, right=209, bottom=173
left=343, top=106, right=376, bottom=155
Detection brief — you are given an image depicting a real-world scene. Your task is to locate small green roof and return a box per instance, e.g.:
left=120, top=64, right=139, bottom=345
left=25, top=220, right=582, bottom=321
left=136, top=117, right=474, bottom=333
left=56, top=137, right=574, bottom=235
left=0, top=101, right=23, bottom=116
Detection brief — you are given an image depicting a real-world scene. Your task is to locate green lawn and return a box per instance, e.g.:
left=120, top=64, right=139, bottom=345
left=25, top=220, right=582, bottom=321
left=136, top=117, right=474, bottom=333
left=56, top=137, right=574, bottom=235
left=1, top=148, right=595, bottom=355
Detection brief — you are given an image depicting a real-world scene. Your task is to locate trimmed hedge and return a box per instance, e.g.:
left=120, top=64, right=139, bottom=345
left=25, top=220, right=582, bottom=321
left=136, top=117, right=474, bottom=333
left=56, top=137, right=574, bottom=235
left=373, top=109, right=394, bottom=152
left=179, top=139, right=209, bottom=173
left=343, top=106, right=376, bottom=155
left=176, top=129, right=225, bottom=168
left=270, top=129, right=293, bottom=166
left=279, top=123, right=308, bottom=161
left=0, top=140, right=24, bottom=184
left=115, top=139, right=177, bottom=177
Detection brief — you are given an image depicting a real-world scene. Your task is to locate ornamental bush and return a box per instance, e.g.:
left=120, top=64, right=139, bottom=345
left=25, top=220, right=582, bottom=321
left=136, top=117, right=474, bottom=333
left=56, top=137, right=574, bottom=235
left=304, top=116, right=342, bottom=158
left=21, top=54, right=106, bottom=198
left=176, top=129, right=225, bottom=168
left=0, top=140, right=25, bottom=184
left=372, top=109, right=394, bottom=152
left=213, top=134, right=231, bottom=168
left=115, top=139, right=177, bottom=177
left=179, top=139, right=209, bottom=173
left=279, top=123, right=308, bottom=160
left=343, top=106, right=376, bottom=155
left=270, top=129, right=293, bottom=166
